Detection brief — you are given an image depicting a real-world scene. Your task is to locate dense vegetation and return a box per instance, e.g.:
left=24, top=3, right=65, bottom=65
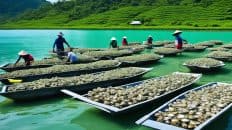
left=0, top=0, right=48, bottom=23
left=1, top=0, right=232, bottom=29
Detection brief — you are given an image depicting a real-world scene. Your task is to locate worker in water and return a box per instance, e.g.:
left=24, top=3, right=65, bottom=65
left=109, top=37, right=118, bottom=48
left=66, top=48, right=78, bottom=64
left=172, top=30, right=187, bottom=50
left=147, top=35, right=153, bottom=44
left=53, top=32, right=71, bottom=56
left=14, top=50, right=34, bottom=66
left=122, top=36, right=128, bottom=46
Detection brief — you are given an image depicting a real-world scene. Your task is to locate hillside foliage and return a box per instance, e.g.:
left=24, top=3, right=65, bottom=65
left=1, top=0, right=232, bottom=29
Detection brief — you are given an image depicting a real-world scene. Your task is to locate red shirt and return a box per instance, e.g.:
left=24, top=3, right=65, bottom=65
left=122, top=39, right=128, bottom=46
left=21, top=54, right=34, bottom=65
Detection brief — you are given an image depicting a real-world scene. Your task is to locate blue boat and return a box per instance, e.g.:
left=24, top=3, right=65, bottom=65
left=0, top=67, right=151, bottom=101
left=61, top=72, right=201, bottom=114
left=136, top=82, right=232, bottom=130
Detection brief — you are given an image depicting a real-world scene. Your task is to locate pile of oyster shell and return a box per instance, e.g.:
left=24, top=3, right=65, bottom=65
left=86, top=73, right=198, bottom=108
left=221, top=43, right=232, bottom=49
left=208, top=40, right=224, bottom=45
left=154, top=83, right=232, bottom=129
left=5, top=55, right=98, bottom=69
left=7, top=67, right=145, bottom=92
left=71, top=48, right=103, bottom=54
left=184, top=45, right=207, bottom=52
left=184, top=58, right=223, bottom=68
left=208, top=47, right=229, bottom=52
left=0, top=60, right=120, bottom=79
left=83, top=50, right=133, bottom=58
left=128, top=42, right=142, bottom=46
left=197, top=41, right=215, bottom=47
left=115, top=54, right=162, bottom=63
left=207, top=51, right=232, bottom=61
left=5, top=58, right=65, bottom=68
left=119, top=45, right=145, bottom=53
left=154, top=48, right=182, bottom=55
left=164, top=44, right=194, bottom=50
left=154, top=40, right=174, bottom=47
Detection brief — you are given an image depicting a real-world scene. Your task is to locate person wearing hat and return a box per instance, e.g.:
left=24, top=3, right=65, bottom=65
left=14, top=50, right=34, bottom=66
left=53, top=32, right=71, bottom=56
left=122, top=36, right=128, bottom=46
left=172, top=30, right=187, bottom=50
left=147, top=35, right=153, bottom=44
left=109, top=37, right=118, bottom=48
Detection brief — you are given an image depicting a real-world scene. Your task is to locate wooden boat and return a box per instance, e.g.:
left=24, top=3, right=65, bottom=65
left=183, top=61, right=225, bottom=72
left=118, top=55, right=163, bottom=67
left=0, top=63, right=53, bottom=72
left=0, top=68, right=151, bottom=101
left=154, top=48, right=183, bottom=56
left=207, top=56, right=232, bottom=62
left=61, top=72, right=201, bottom=114
left=0, top=62, right=121, bottom=85
left=136, top=82, right=232, bottom=130
left=184, top=45, right=207, bottom=52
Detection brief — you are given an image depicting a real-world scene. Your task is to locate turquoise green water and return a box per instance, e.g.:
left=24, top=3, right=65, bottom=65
left=0, top=30, right=232, bottom=130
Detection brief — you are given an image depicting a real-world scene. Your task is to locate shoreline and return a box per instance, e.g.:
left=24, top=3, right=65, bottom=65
left=1, top=26, right=232, bottom=31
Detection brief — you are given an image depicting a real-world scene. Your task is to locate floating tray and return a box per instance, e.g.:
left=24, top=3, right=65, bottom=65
left=207, top=56, right=232, bottom=62
left=118, top=56, right=163, bottom=67
left=0, top=67, right=151, bottom=101
left=0, top=62, right=121, bottom=85
left=61, top=72, right=201, bottom=114
left=183, top=61, right=225, bottom=72
left=136, top=82, right=232, bottom=130
left=0, top=64, right=53, bottom=72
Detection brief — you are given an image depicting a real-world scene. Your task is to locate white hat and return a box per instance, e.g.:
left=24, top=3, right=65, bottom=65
left=58, top=32, right=64, bottom=36
left=172, top=30, right=182, bottom=35
left=18, top=50, right=28, bottom=56
left=123, top=36, right=127, bottom=39
left=111, top=37, right=116, bottom=41
left=148, top=35, right=152, bottom=37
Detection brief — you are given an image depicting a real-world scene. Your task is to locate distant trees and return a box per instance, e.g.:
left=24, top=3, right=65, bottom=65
left=1, top=0, right=227, bottom=23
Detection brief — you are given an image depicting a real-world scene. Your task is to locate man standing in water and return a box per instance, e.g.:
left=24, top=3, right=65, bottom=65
left=53, top=32, right=71, bottom=56
left=172, top=30, right=187, bottom=50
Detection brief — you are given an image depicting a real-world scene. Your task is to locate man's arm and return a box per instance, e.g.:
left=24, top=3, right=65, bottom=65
left=53, top=40, right=56, bottom=52
left=63, top=38, right=71, bottom=48
left=14, top=56, right=21, bottom=65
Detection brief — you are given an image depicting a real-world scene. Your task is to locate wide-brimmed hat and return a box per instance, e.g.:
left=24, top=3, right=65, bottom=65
left=172, top=30, right=182, bottom=35
left=58, top=32, right=64, bottom=36
left=18, top=50, right=28, bottom=56
left=123, top=36, right=127, bottom=39
left=111, top=37, right=116, bottom=41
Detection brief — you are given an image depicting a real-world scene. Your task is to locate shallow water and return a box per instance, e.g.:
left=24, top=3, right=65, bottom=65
left=0, top=30, right=231, bottom=130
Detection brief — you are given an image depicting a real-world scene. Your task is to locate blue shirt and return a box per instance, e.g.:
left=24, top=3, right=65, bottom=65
left=53, top=37, right=67, bottom=50
left=68, top=52, right=78, bottom=63
left=175, top=35, right=183, bottom=45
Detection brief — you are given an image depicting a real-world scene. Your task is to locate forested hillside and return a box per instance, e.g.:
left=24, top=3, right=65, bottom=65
left=1, top=0, right=232, bottom=29
left=0, top=0, right=49, bottom=22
